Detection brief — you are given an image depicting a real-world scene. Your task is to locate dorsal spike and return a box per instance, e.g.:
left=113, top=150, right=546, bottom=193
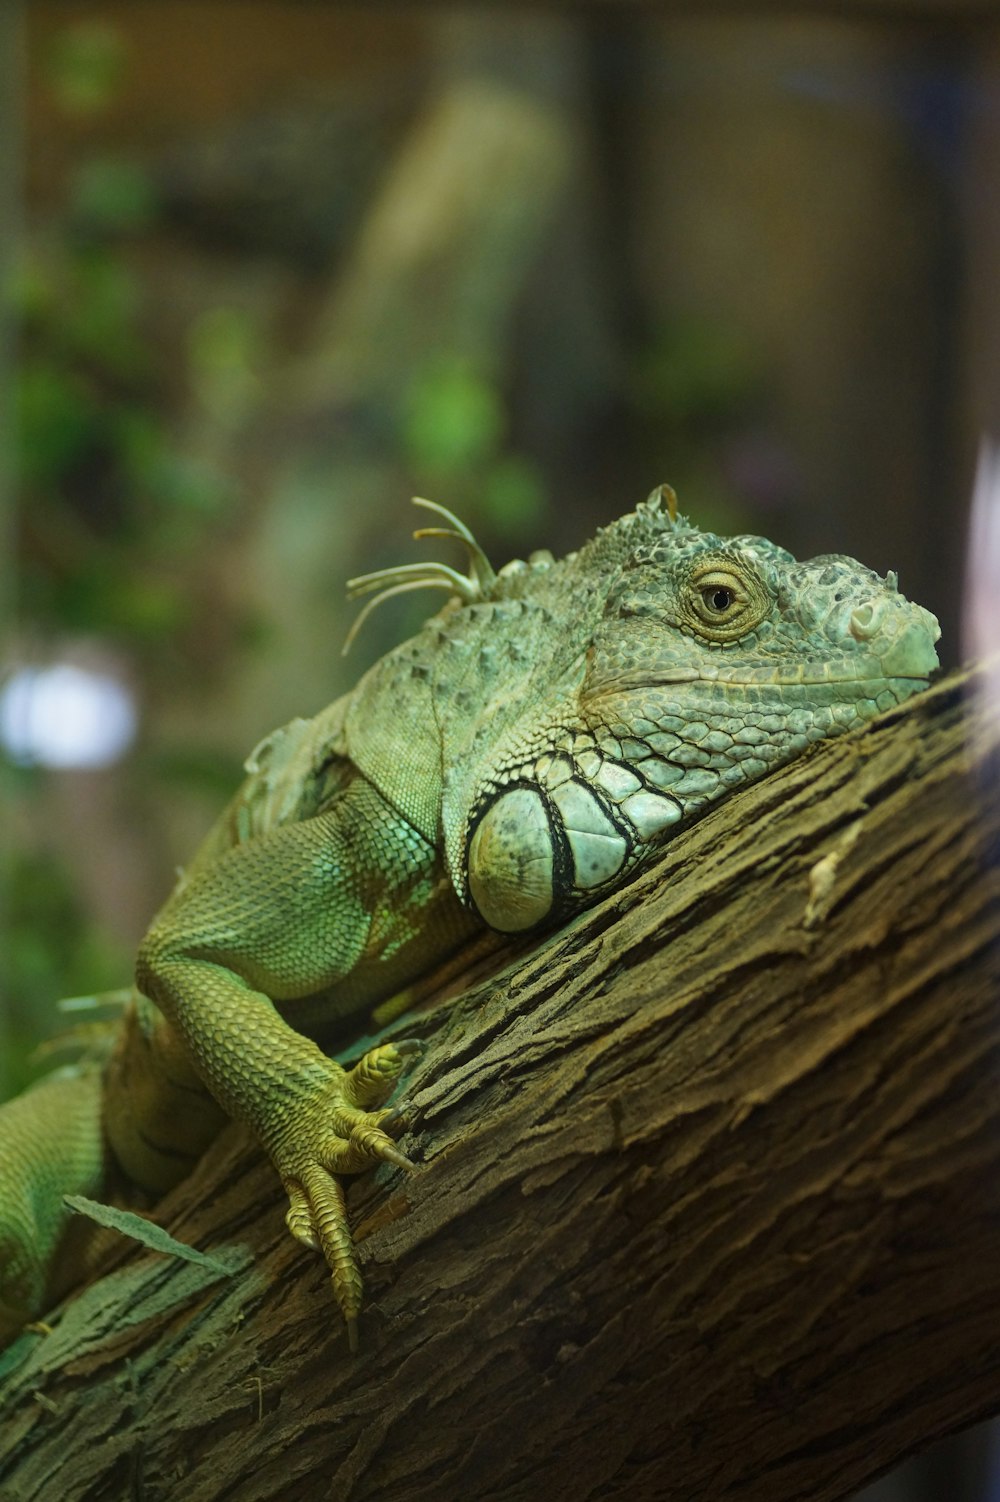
left=343, top=497, right=496, bottom=654
left=410, top=496, right=496, bottom=591
left=645, top=483, right=679, bottom=524
left=346, top=561, right=479, bottom=602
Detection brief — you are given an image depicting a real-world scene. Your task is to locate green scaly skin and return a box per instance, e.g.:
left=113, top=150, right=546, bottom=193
left=0, top=1070, right=107, bottom=1334
left=0, top=489, right=941, bottom=1350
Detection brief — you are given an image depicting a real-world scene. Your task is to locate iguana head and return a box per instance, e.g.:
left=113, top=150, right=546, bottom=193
left=460, top=489, right=940, bottom=933
left=583, top=493, right=939, bottom=714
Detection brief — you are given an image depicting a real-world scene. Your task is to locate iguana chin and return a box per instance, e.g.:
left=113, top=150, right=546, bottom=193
left=0, top=487, right=940, bottom=1351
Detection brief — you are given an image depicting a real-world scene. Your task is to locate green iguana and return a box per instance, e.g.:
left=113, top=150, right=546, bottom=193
left=0, top=488, right=941, bottom=1351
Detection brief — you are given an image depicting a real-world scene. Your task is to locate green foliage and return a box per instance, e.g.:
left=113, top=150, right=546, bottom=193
left=188, top=306, right=263, bottom=426
left=61, top=248, right=145, bottom=374
left=402, top=361, right=505, bottom=475
left=480, top=454, right=547, bottom=541
left=70, top=158, right=158, bottom=236
left=15, top=357, right=96, bottom=487
left=4, top=22, right=253, bottom=1081
left=632, top=315, right=766, bottom=537
left=401, top=357, right=547, bottom=539
left=635, top=316, right=759, bottom=430
left=45, top=22, right=127, bottom=117
left=147, top=744, right=246, bottom=803
left=14, top=25, right=237, bottom=654
left=1, top=838, right=129, bottom=1096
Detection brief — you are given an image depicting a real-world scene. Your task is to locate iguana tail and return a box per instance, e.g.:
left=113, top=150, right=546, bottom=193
left=0, top=992, right=226, bottom=1343
left=103, top=992, right=226, bottom=1195
left=0, top=1066, right=108, bottom=1341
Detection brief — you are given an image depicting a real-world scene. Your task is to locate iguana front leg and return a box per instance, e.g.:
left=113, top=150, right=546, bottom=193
left=135, top=775, right=456, bottom=1348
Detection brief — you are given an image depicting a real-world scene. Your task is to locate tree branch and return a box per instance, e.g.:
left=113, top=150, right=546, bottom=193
left=1, top=669, right=998, bottom=1502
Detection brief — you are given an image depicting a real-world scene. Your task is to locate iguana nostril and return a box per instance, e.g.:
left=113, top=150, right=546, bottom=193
left=850, top=602, right=879, bottom=641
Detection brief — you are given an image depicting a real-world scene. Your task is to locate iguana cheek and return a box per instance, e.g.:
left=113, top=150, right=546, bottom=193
left=467, top=788, right=555, bottom=932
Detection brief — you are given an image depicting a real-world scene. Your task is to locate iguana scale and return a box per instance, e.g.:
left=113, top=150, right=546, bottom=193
left=0, top=488, right=940, bottom=1350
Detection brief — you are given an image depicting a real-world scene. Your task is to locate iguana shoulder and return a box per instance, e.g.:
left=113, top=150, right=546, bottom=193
left=177, top=698, right=354, bottom=881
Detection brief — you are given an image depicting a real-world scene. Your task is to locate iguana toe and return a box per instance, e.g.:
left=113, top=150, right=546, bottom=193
left=343, top=1039, right=425, bottom=1110
left=273, top=1041, right=421, bottom=1345
left=284, top=1167, right=361, bottom=1349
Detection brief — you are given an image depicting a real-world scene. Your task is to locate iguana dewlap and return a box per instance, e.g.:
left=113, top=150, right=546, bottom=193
left=0, top=489, right=940, bottom=1350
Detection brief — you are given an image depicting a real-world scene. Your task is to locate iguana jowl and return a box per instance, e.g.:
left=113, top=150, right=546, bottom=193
left=0, top=487, right=941, bottom=1350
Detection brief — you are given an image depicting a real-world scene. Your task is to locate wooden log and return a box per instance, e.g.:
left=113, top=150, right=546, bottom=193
left=0, top=668, right=997, bottom=1501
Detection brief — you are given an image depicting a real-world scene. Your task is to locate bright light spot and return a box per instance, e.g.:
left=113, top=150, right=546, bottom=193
left=0, top=664, right=138, bottom=769
left=964, top=437, right=1000, bottom=747
left=965, top=437, right=1000, bottom=662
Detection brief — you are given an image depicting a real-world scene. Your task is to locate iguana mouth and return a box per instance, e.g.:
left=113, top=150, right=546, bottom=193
left=603, top=667, right=935, bottom=693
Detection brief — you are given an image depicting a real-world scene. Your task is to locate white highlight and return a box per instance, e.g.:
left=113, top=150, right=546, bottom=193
left=0, top=664, right=138, bottom=769
left=964, top=438, right=1000, bottom=738
left=965, top=438, right=1000, bottom=663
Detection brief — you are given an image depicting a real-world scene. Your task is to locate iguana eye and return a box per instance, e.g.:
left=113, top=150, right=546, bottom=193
left=702, top=585, right=734, bottom=613
left=684, top=559, right=769, bottom=641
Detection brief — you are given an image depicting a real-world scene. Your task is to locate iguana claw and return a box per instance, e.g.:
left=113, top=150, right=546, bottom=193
left=277, top=1039, right=419, bottom=1348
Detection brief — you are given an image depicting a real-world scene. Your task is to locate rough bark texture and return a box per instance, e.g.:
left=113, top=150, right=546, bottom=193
left=1, top=669, right=998, bottom=1502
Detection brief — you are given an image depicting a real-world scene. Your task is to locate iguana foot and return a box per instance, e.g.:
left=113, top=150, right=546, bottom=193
left=275, top=1039, right=422, bottom=1350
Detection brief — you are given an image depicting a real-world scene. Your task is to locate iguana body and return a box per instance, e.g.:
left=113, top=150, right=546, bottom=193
left=0, top=490, right=940, bottom=1349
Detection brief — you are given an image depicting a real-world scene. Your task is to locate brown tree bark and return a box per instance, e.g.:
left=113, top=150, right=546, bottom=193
left=1, top=669, right=998, bottom=1502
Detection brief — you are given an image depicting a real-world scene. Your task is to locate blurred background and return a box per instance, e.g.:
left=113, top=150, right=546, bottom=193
left=1, top=5, right=997, bottom=1496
